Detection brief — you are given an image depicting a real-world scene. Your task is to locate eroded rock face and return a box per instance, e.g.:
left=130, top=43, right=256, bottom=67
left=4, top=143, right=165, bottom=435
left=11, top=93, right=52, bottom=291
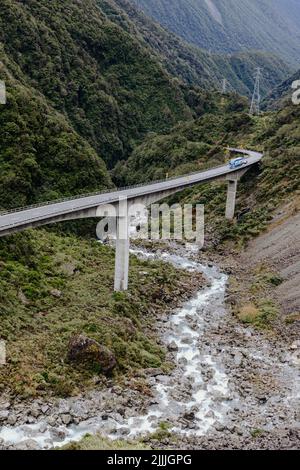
left=67, top=335, right=116, bottom=374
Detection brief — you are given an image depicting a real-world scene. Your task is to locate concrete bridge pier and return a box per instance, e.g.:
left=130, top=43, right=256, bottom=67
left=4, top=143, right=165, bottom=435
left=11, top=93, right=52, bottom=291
left=114, top=199, right=130, bottom=292
left=225, top=179, right=238, bottom=220
left=225, top=168, right=248, bottom=220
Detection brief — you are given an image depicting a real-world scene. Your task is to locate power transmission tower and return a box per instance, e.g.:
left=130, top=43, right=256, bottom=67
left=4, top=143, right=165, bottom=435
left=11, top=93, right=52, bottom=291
left=221, top=78, right=227, bottom=94
left=0, top=58, right=6, bottom=108
left=221, top=78, right=236, bottom=94
left=0, top=80, right=6, bottom=105
left=249, top=68, right=261, bottom=115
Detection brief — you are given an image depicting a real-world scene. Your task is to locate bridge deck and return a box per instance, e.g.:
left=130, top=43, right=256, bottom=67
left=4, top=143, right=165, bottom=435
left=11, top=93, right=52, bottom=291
left=0, top=149, right=262, bottom=234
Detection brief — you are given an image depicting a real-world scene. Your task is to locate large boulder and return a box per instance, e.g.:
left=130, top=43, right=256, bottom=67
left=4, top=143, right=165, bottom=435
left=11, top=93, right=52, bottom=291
left=67, top=335, right=116, bottom=374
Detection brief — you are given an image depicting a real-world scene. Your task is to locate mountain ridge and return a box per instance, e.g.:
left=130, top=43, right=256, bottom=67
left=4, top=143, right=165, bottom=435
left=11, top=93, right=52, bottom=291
left=0, top=0, right=192, bottom=173
left=106, top=0, right=290, bottom=97
left=131, top=0, right=300, bottom=67
left=263, top=69, right=300, bottom=110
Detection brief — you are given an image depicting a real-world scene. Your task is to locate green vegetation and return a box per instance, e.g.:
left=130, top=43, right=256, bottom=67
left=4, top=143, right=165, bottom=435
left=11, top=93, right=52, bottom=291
left=113, top=94, right=249, bottom=184
left=285, top=313, right=300, bottom=325
left=118, top=98, right=300, bottom=246
left=250, top=429, right=265, bottom=438
left=131, top=0, right=300, bottom=67
left=0, top=0, right=299, bottom=406
left=263, top=68, right=300, bottom=110
left=0, top=0, right=294, bottom=210
left=61, top=433, right=150, bottom=450
left=104, top=0, right=290, bottom=97
left=250, top=271, right=283, bottom=291
left=229, top=264, right=282, bottom=330
left=0, top=230, right=199, bottom=397
left=0, top=51, right=112, bottom=209
left=0, top=0, right=191, bottom=170
left=238, top=300, right=278, bottom=329
left=146, top=421, right=172, bottom=441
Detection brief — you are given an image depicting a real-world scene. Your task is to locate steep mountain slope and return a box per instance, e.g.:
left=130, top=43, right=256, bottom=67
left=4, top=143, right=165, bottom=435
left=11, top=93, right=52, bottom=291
left=0, top=49, right=112, bottom=210
left=0, top=229, right=200, bottom=397
left=103, top=0, right=290, bottom=97
left=0, top=1, right=296, bottom=222
left=241, top=207, right=300, bottom=318
left=131, top=0, right=300, bottom=66
left=116, top=97, right=300, bottom=244
left=0, top=1, right=206, bottom=400
left=263, top=69, right=300, bottom=110
left=0, top=0, right=192, bottom=169
left=0, top=0, right=299, bottom=435
left=0, top=0, right=292, bottom=202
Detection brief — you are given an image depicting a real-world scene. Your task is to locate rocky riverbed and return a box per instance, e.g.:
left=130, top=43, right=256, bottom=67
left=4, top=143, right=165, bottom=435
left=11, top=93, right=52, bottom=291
left=0, top=244, right=299, bottom=450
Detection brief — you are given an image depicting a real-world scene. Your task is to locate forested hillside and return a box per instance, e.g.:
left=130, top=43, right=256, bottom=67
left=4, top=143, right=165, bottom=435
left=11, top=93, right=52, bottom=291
left=0, top=0, right=192, bottom=173
left=132, top=0, right=300, bottom=67
left=115, top=96, right=300, bottom=244
left=0, top=0, right=291, bottom=214
left=0, top=2, right=299, bottom=443
left=0, top=0, right=196, bottom=396
left=0, top=49, right=112, bottom=209
left=263, top=69, right=300, bottom=110
left=104, top=0, right=290, bottom=97
left=0, top=0, right=297, bottom=221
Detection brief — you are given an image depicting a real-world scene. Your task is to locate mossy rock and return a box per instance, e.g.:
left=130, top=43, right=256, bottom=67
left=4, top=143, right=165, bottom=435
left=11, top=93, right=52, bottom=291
left=67, top=334, right=117, bottom=375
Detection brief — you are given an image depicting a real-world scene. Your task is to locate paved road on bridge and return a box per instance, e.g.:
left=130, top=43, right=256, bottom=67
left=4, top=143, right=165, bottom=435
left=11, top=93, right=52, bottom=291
left=0, top=149, right=262, bottom=236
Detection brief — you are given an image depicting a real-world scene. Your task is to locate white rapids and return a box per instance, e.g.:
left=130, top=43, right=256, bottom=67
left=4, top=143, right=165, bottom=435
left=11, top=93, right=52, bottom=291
left=0, top=246, right=231, bottom=449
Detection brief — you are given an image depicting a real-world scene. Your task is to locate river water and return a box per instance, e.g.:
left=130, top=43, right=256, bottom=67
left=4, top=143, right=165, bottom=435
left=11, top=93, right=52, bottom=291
left=0, top=245, right=299, bottom=449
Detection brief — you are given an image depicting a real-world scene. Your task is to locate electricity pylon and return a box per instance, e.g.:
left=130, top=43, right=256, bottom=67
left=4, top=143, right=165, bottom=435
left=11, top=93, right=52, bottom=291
left=220, top=79, right=227, bottom=106
left=249, top=68, right=261, bottom=115
left=221, top=78, right=227, bottom=94
left=0, top=80, right=6, bottom=105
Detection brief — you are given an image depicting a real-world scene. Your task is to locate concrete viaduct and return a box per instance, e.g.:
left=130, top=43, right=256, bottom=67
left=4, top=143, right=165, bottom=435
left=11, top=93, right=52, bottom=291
left=0, top=148, right=262, bottom=291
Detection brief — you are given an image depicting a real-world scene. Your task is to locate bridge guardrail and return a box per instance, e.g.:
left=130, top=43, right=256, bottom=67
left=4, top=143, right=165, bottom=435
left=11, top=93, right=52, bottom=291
left=0, top=149, right=262, bottom=218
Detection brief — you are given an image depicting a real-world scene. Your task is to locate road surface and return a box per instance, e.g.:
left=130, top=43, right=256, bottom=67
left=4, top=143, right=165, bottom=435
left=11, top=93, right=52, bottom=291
left=0, top=149, right=262, bottom=236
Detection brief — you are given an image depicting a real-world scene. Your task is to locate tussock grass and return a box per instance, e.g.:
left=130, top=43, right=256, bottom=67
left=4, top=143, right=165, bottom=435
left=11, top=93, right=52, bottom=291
left=238, top=300, right=278, bottom=328
left=285, top=313, right=300, bottom=324
left=61, top=433, right=149, bottom=450
left=0, top=229, right=198, bottom=398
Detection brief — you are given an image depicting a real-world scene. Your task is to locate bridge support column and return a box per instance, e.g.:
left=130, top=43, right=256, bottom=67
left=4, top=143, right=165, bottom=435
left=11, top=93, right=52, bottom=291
left=114, top=199, right=129, bottom=292
left=225, top=179, right=238, bottom=220
left=225, top=167, right=249, bottom=220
